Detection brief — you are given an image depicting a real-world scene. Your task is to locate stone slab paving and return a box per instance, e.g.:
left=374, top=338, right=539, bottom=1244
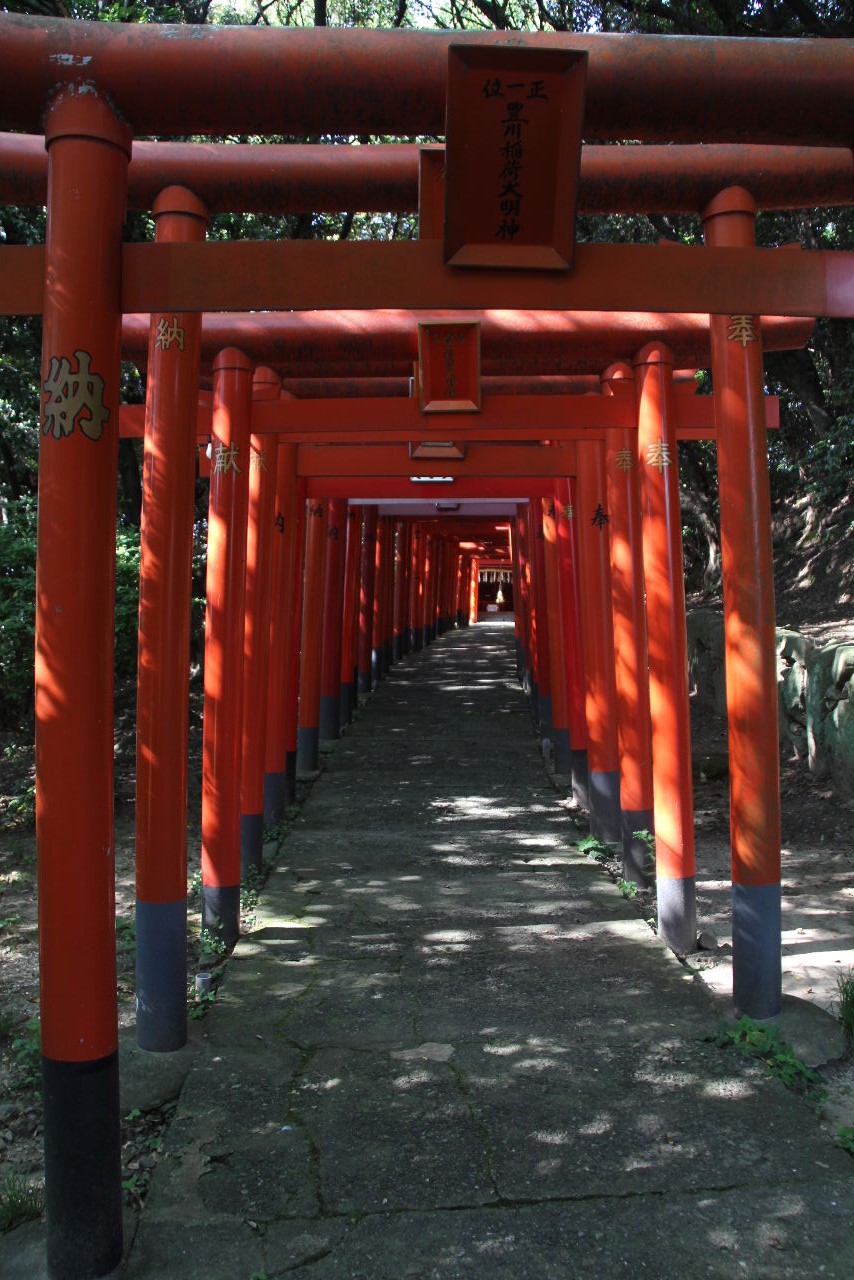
left=5, top=621, right=852, bottom=1279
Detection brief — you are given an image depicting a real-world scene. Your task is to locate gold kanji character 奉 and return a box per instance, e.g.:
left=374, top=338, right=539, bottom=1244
left=646, top=438, right=672, bottom=473
left=615, top=449, right=634, bottom=472
left=727, top=314, right=759, bottom=347
left=43, top=349, right=109, bottom=442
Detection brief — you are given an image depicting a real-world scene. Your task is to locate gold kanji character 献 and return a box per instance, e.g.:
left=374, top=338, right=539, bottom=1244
left=213, top=442, right=241, bottom=475
left=646, top=438, right=672, bottom=473
left=727, top=314, right=758, bottom=347
left=250, top=448, right=268, bottom=473
left=42, top=349, right=109, bottom=442
left=154, top=317, right=186, bottom=351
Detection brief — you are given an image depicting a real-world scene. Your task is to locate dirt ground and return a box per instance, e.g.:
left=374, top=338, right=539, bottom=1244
left=1, top=612, right=853, bottom=1219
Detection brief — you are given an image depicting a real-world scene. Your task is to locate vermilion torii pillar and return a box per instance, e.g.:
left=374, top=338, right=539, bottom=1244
left=576, top=442, right=622, bottom=845
left=602, top=363, right=655, bottom=884
left=340, top=505, right=363, bottom=727
left=319, top=497, right=347, bottom=742
left=136, top=186, right=207, bottom=1055
left=263, top=437, right=300, bottom=821
left=201, top=348, right=254, bottom=946
left=556, top=478, right=590, bottom=809
left=704, top=188, right=782, bottom=1018
left=542, top=497, right=571, bottom=776
left=635, top=342, right=697, bottom=954
left=240, top=368, right=280, bottom=877
left=297, top=498, right=328, bottom=773
left=36, top=86, right=130, bottom=1280
left=359, top=504, right=378, bottom=686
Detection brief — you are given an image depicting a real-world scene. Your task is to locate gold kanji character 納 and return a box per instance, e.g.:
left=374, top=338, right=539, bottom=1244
left=42, top=349, right=109, bottom=442
left=154, top=317, right=186, bottom=351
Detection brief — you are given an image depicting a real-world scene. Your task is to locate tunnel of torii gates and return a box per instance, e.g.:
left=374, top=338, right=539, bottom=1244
left=1, top=14, right=854, bottom=1279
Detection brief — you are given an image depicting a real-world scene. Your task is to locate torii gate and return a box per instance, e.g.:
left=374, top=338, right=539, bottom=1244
left=1, top=15, right=853, bottom=1280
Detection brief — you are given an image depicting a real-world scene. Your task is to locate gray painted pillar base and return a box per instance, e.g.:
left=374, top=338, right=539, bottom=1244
left=201, top=883, right=240, bottom=948
left=552, top=727, right=571, bottom=777
left=340, top=682, right=356, bottom=729
left=284, top=751, right=297, bottom=805
left=456, top=610, right=466, bottom=628
left=421, top=625, right=432, bottom=648
left=319, top=693, right=340, bottom=742
left=382, top=640, right=392, bottom=672
left=621, top=809, right=655, bottom=887
left=530, top=679, right=539, bottom=725
left=296, top=726, right=319, bottom=774
left=589, top=769, right=621, bottom=845
left=571, top=749, right=589, bottom=810
left=409, top=628, right=422, bottom=652
left=371, top=647, right=382, bottom=685
left=392, top=635, right=403, bottom=662
left=538, top=693, right=553, bottom=740
left=136, top=899, right=187, bottom=1052
left=240, top=812, right=264, bottom=879
left=732, top=882, right=782, bottom=1018
left=657, top=876, right=698, bottom=957
left=357, top=668, right=372, bottom=695
left=264, top=770, right=287, bottom=826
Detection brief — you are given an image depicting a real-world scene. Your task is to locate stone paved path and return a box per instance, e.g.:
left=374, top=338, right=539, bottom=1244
left=8, top=621, right=851, bottom=1279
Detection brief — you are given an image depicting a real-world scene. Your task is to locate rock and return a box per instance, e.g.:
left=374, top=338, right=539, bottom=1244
left=697, top=930, right=720, bottom=952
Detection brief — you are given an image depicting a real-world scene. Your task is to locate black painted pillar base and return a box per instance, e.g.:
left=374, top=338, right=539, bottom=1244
left=340, top=681, right=355, bottom=730
left=552, top=727, right=571, bottom=777
left=296, top=725, right=320, bottom=774
left=319, top=693, right=340, bottom=743
left=240, top=812, right=264, bottom=879
left=263, top=770, right=287, bottom=826
left=284, top=751, right=297, bottom=806
left=732, top=882, right=782, bottom=1018
left=357, top=667, right=372, bottom=695
left=136, top=898, right=187, bottom=1052
left=589, top=768, right=622, bottom=846
left=571, top=749, right=589, bottom=810
left=43, top=1052, right=122, bottom=1280
left=392, top=635, right=403, bottom=663
left=201, top=883, right=240, bottom=948
left=538, top=693, right=553, bottom=741
left=421, top=625, right=432, bottom=649
left=621, top=809, right=655, bottom=887
left=409, top=628, right=422, bottom=652
left=371, top=646, right=382, bottom=686
left=658, top=875, right=698, bottom=958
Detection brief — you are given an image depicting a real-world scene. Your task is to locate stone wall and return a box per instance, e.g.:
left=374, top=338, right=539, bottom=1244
left=685, top=609, right=854, bottom=795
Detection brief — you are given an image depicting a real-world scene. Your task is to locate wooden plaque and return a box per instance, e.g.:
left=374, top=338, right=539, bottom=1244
left=417, top=320, right=481, bottom=413
left=444, top=46, right=587, bottom=271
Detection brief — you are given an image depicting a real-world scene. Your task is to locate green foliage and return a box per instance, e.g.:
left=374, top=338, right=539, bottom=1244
left=10, top=1018, right=41, bottom=1090
left=834, top=1126, right=854, bottom=1156
left=0, top=1171, right=45, bottom=1234
left=577, top=834, right=609, bottom=862
left=199, top=927, right=229, bottom=960
left=617, top=878, right=638, bottom=900
left=714, top=1015, right=826, bottom=1108
left=833, top=969, right=854, bottom=1045
left=632, top=828, right=656, bottom=867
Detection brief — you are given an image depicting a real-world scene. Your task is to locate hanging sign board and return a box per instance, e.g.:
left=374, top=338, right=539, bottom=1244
left=443, top=46, right=588, bottom=271
left=417, top=320, right=482, bottom=412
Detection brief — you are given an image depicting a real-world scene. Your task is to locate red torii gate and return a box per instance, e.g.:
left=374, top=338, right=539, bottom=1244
left=1, top=15, right=853, bottom=1280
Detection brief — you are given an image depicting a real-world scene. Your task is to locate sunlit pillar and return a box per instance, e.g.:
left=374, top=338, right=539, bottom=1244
left=201, top=348, right=254, bottom=946
left=603, top=363, right=655, bottom=884
left=36, top=85, right=130, bottom=1280
left=635, top=342, right=697, bottom=953
left=136, top=185, right=207, bottom=1055
left=704, top=187, right=782, bottom=1016
left=576, top=442, right=621, bottom=844
left=239, top=368, right=280, bottom=877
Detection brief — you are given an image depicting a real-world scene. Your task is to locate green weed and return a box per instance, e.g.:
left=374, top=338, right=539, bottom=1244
left=832, top=968, right=854, bottom=1044
left=834, top=1125, right=854, bottom=1156
left=577, top=834, right=610, bottom=862
left=632, top=827, right=656, bottom=866
left=714, top=1015, right=826, bottom=1108
left=0, top=1171, right=45, bottom=1233
left=617, top=878, right=638, bottom=900
left=10, top=1018, right=40, bottom=1089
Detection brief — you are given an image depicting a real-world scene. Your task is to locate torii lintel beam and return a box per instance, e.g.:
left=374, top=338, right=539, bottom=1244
left=2, top=19, right=852, bottom=146
left=3, top=242, right=850, bottom=318
left=2, top=133, right=851, bottom=215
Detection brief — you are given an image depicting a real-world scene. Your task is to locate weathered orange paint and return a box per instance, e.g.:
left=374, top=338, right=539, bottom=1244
left=201, top=349, right=254, bottom=903
left=634, top=343, right=696, bottom=886
left=36, top=87, right=131, bottom=1064
left=136, top=188, right=207, bottom=908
